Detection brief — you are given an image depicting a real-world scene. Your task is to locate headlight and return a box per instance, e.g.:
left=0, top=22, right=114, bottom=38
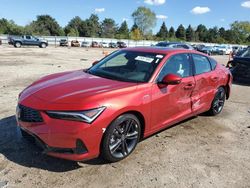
left=46, top=106, right=106, bottom=124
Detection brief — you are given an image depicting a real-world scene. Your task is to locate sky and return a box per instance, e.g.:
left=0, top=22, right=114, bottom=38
left=0, top=0, right=250, bottom=33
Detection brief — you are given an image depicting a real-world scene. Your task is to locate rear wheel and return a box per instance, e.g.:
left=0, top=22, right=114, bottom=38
left=14, top=42, right=21, bottom=48
left=207, top=87, right=226, bottom=116
left=101, top=114, right=141, bottom=162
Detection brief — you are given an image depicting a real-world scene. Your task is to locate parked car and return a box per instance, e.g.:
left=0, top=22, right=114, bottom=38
left=117, top=41, right=127, bottom=48
left=193, top=44, right=206, bottom=52
left=59, top=39, right=68, bottom=47
left=155, top=42, right=194, bottom=50
left=11, top=35, right=48, bottom=48
left=216, top=46, right=233, bottom=55
left=91, top=41, right=99, bottom=48
left=227, top=47, right=250, bottom=84
left=99, top=42, right=109, bottom=48
left=81, top=41, right=91, bottom=47
left=109, top=42, right=117, bottom=48
left=71, top=40, right=80, bottom=47
left=17, top=47, right=232, bottom=162
left=200, top=46, right=217, bottom=55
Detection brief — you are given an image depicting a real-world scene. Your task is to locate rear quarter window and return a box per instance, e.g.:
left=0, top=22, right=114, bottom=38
left=209, top=58, right=217, bottom=70
left=192, top=54, right=212, bottom=75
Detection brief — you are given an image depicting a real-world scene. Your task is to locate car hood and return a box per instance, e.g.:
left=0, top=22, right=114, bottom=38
left=19, top=70, right=137, bottom=106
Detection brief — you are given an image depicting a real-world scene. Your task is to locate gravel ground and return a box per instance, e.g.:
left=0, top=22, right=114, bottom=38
left=0, top=45, right=249, bottom=188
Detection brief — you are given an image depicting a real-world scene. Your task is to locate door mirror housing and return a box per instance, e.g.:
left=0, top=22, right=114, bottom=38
left=92, top=60, right=99, bottom=66
left=158, top=74, right=182, bottom=88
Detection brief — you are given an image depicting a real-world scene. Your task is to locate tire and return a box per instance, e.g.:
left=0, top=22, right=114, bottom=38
left=14, top=42, right=21, bottom=48
left=207, top=87, right=226, bottom=116
left=101, top=114, right=141, bottom=162
left=40, top=43, right=47, bottom=48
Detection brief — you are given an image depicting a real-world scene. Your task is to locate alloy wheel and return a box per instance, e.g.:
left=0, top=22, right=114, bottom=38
left=212, top=88, right=225, bottom=114
left=109, top=118, right=139, bottom=159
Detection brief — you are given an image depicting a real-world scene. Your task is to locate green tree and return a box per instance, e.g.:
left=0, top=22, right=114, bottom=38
left=168, top=26, right=175, bottom=38
left=131, top=28, right=142, bottom=41
left=100, top=18, right=117, bottom=38
left=206, top=27, right=220, bottom=43
left=116, top=21, right=129, bottom=39
left=230, top=21, right=250, bottom=43
left=85, top=14, right=101, bottom=37
left=175, top=24, right=186, bottom=40
left=0, top=18, right=24, bottom=35
left=195, top=24, right=208, bottom=42
left=156, top=22, right=168, bottom=40
left=64, top=16, right=87, bottom=37
left=185, top=25, right=195, bottom=42
left=28, top=15, right=64, bottom=36
left=131, top=6, right=156, bottom=36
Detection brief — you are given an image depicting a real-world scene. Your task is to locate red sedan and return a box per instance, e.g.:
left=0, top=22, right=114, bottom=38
left=16, top=47, right=232, bottom=162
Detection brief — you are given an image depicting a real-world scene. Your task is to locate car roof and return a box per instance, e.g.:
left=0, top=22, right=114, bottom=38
left=123, top=46, right=201, bottom=55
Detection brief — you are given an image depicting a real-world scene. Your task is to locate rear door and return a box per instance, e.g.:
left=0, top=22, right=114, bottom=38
left=23, top=35, right=35, bottom=45
left=151, top=53, right=195, bottom=131
left=191, top=53, right=218, bottom=114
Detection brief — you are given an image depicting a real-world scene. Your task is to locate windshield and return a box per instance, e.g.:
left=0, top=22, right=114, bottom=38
left=88, top=50, right=165, bottom=83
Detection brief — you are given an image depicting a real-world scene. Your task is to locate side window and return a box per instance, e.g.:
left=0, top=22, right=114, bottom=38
left=26, top=36, right=31, bottom=40
left=209, top=58, right=217, bottom=70
left=158, top=53, right=192, bottom=81
left=192, top=54, right=211, bottom=75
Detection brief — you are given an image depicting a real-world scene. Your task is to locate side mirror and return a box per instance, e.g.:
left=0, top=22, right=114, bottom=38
left=158, top=74, right=182, bottom=88
left=92, top=60, right=99, bottom=66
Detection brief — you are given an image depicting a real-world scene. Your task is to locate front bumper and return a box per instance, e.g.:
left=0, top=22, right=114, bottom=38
left=17, top=110, right=105, bottom=161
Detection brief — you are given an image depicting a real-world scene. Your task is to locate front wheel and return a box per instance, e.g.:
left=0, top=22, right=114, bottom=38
left=207, top=87, right=226, bottom=116
left=40, top=43, right=47, bottom=48
left=101, top=114, right=141, bottom=162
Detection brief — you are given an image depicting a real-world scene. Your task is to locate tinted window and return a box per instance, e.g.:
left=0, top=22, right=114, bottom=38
left=158, top=53, right=192, bottom=80
left=209, top=58, right=217, bottom=70
left=193, top=54, right=211, bottom=74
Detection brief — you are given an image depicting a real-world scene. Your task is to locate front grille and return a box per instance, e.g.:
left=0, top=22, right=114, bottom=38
left=18, top=105, right=43, bottom=122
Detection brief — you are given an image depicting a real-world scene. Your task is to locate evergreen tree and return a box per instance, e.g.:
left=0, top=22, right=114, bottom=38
left=85, top=14, right=101, bottom=37
left=116, top=21, right=129, bottom=39
left=156, top=22, right=168, bottom=40
left=175, top=24, right=186, bottom=40
left=100, top=18, right=117, bottom=38
left=195, top=24, right=208, bottom=42
left=168, top=26, right=175, bottom=38
left=185, top=25, right=195, bottom=42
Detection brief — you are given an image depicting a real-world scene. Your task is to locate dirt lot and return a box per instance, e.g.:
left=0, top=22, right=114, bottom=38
left=0, top=45, right=250, bottom=188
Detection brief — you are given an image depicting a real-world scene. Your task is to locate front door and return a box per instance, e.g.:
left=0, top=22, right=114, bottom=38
left=151, top=53, right=195, bottom=131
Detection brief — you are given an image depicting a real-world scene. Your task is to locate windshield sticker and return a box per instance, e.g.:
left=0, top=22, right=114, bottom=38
left=156, top=55, right=163, bottom=58
left=135, top=56, right=154, bottom=63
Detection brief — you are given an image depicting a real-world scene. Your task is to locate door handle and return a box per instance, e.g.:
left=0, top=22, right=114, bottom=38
left=184, top=84, right=194, bottom=90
